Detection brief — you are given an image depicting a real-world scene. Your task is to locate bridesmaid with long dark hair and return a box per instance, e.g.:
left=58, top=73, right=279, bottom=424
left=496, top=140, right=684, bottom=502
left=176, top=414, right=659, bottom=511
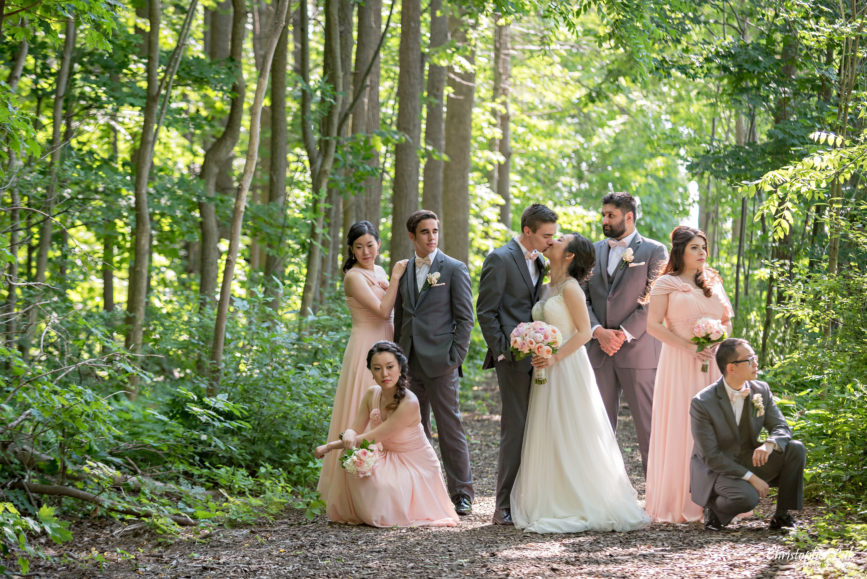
left=315, top=341, right=458, bottom=527
left=316, top=221, right=407, bottom=504
left=644, top=226, right=733, bottom=522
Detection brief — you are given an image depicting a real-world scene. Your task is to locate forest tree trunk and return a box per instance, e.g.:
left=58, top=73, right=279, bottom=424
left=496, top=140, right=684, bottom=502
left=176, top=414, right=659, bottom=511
left=390, top=0, right=422, bottom=264
left=441, top=12, right=474, bottom=265
left=421, top=0, right=448, bottom=219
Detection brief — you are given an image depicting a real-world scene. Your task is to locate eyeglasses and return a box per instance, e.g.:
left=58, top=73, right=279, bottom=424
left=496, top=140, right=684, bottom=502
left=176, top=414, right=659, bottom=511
left=731, top=355, right=758, bottom=365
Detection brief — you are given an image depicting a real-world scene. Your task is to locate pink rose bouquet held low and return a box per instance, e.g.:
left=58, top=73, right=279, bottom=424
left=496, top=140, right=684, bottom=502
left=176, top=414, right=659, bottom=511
left=340, top=439, right=380, bottom=477
left=691, top=317, right=727, bottom=372
left=509, top=321, right=562, bottom=385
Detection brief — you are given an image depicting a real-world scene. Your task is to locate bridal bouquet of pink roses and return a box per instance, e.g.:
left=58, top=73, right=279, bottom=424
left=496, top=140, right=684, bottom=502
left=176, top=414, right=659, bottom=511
left=692, top=317, right=727, bottom=372
left=340, top=439, right=380, bottom=477
left=510, top=321, right=562, bottom=385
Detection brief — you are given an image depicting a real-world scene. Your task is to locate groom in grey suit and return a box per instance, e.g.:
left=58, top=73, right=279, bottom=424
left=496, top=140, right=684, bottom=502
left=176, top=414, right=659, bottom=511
left=585, top=192, right=666, bottom=472
left=477, top=204, right=558, bottom=525
left=691, top=338, right=805, bottom=531
left=393, top=210, right=475, bottom=515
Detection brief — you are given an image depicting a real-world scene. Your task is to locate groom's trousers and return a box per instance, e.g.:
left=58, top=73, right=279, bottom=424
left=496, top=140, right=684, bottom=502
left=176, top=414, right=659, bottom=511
left=408, top=358, right=474, bottom=501
left=708, top=440, right=806, bottom=525
left=493, top=358, right=533, bottom=512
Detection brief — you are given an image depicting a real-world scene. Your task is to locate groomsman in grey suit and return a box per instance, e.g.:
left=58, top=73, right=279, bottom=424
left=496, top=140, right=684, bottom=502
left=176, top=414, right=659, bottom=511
left=691, top=338, right=805, bottom=531
left=393, top=210, right=475, bottom=516
left=585, top=192, right=666, bottom=472
left=477, top=204, right=558, bottom=525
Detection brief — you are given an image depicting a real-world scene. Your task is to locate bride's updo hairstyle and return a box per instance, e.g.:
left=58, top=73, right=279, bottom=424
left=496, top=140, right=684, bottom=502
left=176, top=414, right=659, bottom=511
left=342, top=220, right=380, bottom=273
left=366, top=341, right=408, bottom=410
left=565, top=234, right=596, bottom=283
left=659, top=225, right=716, bottom=298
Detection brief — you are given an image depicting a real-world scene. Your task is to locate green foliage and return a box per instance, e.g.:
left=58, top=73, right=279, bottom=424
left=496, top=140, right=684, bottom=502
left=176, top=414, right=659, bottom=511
left=1, top=503, right=72, bottom=575
left=765, top=204, right=867, bottom=508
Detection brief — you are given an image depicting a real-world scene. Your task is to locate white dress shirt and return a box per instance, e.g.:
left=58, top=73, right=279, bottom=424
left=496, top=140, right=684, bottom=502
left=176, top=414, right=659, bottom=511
left=415, top=248, right=438, bottom=292
left=606, top=229, right=638, bottom=277
left=515, top=236, right=540, bottom=286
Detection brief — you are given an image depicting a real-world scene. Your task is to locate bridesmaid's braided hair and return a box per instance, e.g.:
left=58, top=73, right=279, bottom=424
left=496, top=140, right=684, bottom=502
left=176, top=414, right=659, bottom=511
left=342, top=220, right=380, bottom=273
left=366, top=341, right=408, bottom=411
left=659, top=225, right=717, bottom=298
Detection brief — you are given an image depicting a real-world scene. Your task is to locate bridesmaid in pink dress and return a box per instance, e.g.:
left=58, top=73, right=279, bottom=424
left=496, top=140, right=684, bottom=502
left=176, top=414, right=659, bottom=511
left=317, top=222, right=407, bottom=504
left=315, top=341, right=458, bottom=527
left=644, top=226, right=733, bottom=523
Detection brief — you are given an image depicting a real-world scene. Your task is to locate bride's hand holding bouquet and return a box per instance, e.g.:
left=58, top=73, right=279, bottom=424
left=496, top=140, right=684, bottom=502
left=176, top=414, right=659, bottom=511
left=510, top=321, right=562, bottom=384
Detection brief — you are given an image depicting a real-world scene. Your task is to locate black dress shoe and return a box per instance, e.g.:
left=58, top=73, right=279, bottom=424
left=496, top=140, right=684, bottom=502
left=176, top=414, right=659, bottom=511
left=492, top=508, right=513, bottom=526
left=453, top=495, right=472, bottom=516
left=704, top=506, right=724, bottom=531
left=769, top=513, right=797, bottom=531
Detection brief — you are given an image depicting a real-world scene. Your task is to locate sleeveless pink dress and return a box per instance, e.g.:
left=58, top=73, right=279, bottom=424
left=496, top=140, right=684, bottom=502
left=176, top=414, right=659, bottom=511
left=645, top=274, right=733, bottom=522
left=326, top=387, right=459, bottom=527
left=317, top=266, right=393, bottom=502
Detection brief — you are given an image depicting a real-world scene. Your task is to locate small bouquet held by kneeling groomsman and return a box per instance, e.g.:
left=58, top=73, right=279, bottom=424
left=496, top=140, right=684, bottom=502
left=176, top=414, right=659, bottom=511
left=510, top=321, right=562, bottom=385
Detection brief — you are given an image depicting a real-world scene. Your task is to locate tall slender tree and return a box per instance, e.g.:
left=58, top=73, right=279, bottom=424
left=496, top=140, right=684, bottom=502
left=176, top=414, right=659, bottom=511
left=264, top=22, right=289, bottom=312
left=421, top=0, right=448, bottom=218
left=21, top=16, right=76, bottom=359
left=390, top=0, right=422, bottom=263
left=491, top=14, right=511, bottom=227
left=198, top=0, right=246, bottom=308
left=299, top=0, right=345, bottom=316
left=441, top=11, right=474, bottom=265
left=210, top=0, right=290, bottom=392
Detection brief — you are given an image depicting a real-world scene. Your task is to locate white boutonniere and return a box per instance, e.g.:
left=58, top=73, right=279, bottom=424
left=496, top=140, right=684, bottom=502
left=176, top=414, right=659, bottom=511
left=619, top=247, right=634, bottom=270
left=422, top=271, right=441, bottom=291
left=752, top=393, right=765, bottom=417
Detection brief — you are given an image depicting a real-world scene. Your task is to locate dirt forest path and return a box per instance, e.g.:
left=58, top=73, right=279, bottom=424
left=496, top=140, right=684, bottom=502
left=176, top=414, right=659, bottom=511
left=35, top=376, right=827, bottom=578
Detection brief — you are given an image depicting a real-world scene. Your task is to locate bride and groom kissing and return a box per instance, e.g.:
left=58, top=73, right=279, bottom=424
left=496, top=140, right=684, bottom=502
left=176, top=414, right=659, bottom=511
left=477, top=196, right=665, bottom=532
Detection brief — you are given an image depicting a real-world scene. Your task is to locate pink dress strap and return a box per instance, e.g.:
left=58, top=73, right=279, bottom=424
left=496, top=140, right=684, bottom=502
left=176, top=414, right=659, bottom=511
left=650, top=274, right=690, bottom=296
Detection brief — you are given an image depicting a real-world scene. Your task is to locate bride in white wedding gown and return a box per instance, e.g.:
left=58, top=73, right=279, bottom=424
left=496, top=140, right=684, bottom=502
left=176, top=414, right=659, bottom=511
left=511, top=234, right=650, bottom=534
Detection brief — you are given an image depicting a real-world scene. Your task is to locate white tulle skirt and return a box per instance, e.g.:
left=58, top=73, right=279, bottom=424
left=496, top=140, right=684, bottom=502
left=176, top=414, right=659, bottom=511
left=511, top=346, right=650, bottom=534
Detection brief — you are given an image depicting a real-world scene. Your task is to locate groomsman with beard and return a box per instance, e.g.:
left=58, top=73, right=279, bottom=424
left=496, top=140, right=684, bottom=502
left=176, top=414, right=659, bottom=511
left=477, top=204, right=558, bottom=525
left=584, top=192, right=667, bottom=473
left=393, top=210, right=475, bottom=516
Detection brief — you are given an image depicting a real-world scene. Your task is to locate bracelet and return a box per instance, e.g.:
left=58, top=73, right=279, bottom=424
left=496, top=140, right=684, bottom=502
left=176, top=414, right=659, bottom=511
left=339, top=432, right=344, bottom=441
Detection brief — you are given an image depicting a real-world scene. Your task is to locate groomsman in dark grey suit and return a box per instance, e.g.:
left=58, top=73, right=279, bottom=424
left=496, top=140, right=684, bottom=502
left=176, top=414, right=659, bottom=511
left=691, top=338, right=805, bottom=531
left=393, top=210, right=475, bottom=516
left=477, top=204, right=558, bottom=525
left=585, top=192, right=666, bottom=472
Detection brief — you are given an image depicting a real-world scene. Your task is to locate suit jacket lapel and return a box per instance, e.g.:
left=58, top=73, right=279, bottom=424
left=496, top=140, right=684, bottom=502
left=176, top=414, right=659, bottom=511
left=609, top=235, right=642, bottom=292
left=407, top=258, right=418, bottom=308
left=509, top=240, right=536, bottom=294
left=713, top=378, right=739, bottom=435
left=415, top=252, right=443, bottom=308
left=598, top=242, right=610, bottom=291
left=745, top=381, right=760, bottom=441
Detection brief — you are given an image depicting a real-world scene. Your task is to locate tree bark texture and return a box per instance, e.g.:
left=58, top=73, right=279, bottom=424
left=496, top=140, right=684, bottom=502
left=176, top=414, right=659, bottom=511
left=491, top=16, right=511, bottom=228
left=441, top=13, right=474, bottom=265
left=264, top=23, right=289, bottom=312
left=390, top=0, right=422, bottom=264
left=421, top=0, right=447, bottom=219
